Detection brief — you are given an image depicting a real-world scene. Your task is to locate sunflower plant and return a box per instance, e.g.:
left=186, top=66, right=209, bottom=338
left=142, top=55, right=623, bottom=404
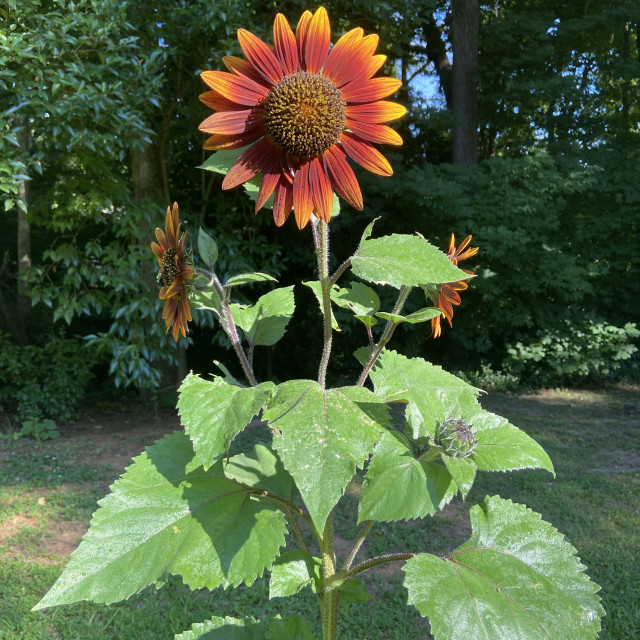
left=35, top=8, right=604, bottom=640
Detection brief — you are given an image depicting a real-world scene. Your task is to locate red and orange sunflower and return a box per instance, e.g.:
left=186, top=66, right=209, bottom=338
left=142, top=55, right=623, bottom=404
left=151, top=203, right=195, bottom=341
left=431, top=234, right=478, bottom=338
left=198, top=7, right=405, bottom=229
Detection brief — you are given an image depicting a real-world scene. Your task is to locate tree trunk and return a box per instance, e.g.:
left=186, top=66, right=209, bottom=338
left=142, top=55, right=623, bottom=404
left=16, top=125, right=32, bottom=343
left=451, top=0, right=479, bottom=165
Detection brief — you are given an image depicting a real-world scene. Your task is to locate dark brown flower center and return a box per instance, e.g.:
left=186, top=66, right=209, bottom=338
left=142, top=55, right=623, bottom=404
left=158, top=248, right=181, bottom=288
left=264, top=71, right=346, bottom=158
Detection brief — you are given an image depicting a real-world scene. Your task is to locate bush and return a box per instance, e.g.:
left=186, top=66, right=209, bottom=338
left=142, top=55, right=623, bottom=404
left=0, top=332, right=95, bottom=424
left=504, top=319, right=639, bottom=386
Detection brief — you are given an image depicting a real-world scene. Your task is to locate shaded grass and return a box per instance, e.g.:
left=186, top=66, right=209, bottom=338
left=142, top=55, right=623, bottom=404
left=0, top=386, right=638, bottom=639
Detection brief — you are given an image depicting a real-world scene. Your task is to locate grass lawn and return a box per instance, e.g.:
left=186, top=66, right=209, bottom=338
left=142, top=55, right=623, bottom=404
left=0, top=385, right=638, bottom=639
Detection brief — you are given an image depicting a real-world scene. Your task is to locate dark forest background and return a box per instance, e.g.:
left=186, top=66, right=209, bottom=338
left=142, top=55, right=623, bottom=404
left=1, top=0, right=639, bottom=424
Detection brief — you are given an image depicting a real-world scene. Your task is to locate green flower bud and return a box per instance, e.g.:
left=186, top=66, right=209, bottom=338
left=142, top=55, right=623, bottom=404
left=434, top=417, right=476, bottom=458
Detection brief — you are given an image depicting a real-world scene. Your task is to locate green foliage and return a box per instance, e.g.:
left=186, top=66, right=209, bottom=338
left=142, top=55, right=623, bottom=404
left=403, top=496, right=604, bottom=640
left=0, top=332, right=94, bottom=423
left=505, top=319, right=640, bottom=386
left=17, top=418, right=60, bottom=441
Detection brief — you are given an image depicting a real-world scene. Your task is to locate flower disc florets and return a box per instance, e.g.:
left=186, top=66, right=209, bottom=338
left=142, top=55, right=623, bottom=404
left=264, top=72, right=346, bottom=159
left=435, top=418, right=476, bottom=458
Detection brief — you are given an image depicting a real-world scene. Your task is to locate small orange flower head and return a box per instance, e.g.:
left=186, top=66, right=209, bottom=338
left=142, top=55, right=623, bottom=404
left=151, top=202, right=195, bottom=341
left=431, top=234, right=478, bottom=338
left=199, top=7, right=405, bottom=229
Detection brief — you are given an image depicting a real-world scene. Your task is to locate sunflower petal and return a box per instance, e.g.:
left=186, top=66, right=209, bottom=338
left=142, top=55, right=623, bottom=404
left=255, top=148, right=286, bottom=212
left=151, top=241, right=164, bottom=261
left=341, top=133, right=393, bottom=177
left=345, top=120, right=403, bottom=145
left=223, top=56, right=271, bottom=86
left=198, top=108, right=264, bottom=135
left=154, top=227, right=168, bottom=249
left=323, top=145, right=363, bottom=210
left=166, top=203, right=180, bottom=248
left=333, top=34, right=379, bottom=87
left=341, top=77, right=402, bottom=103
left=165, top=278, right=183, bottom=299
left=273, top=174, right=294, bottom=226
left=181, top=264, right=195, bottom=282
left=237, top=28, right=283, bottom=84
left=222, top=138, right=279, bottom=189
left=293, top=161, right=313, bottom=229
left=305, top=7, right=331, bottom=74
left=345, top=101, right=407, bottom=123
left=309, top=157, right=333, bottom=223
left=201, top=70, right=268, bottom=107
left=274, top=13, right=299, bottom=75
left=203, top=126, right=265, bottom=151
left=323, top=28, right=363, bottom=82
left=296, top=10, right=313, bottom=68
left=199, top=90, right=244, bottom=112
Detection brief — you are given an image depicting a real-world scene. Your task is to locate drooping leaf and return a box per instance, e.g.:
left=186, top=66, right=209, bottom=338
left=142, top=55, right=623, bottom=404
left=190, top=287, right=222, bottom=312
left=358, top=431, right=456, bottom=522
left=263, top=381, right=386, bottom=530
left=331, top=282, right=380, bottom=317
left=226, top=272, right=278, bottom=287
left=269, top=550, right=321, bottom=598
left=178, top=373, right=275, bottom=469
left=197, top=228, right=218, bottom=269
left=174, top=615, right=263, bottom=640
left=34, top=432, right=287, bottom=609
left=440, top=455, right=476, bottom=499
left=403, top=496, right=604, bottom=640
left=230, top=286, right=295, bottom=346
left=225, top=443, right=294, bottom=499
left=351, top=234, right=470, bottom=288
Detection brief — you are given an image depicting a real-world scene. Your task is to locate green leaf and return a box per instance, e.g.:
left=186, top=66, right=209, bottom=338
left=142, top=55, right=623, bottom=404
left=331, top=282, right=380, bottom=317
left=403, top=496, right=604, bottom=640
left=366, top=350, right=479, bottom=439
left=197, top=228, right=218, bottom=269
left=190, top=288, right=222, bottom=312
left=375, top=311, right=407, bottom=324
left=263, top=381, right=387, bottom=530
left=403, top=307, right=442, bottom=324
left=358, top=431, right=456, bottom=522
left=225, top=443, right=294, bottom=499
left=178, top=373, right=275, bottom=469
left=269, top=550, right=321, bottom=598
left=226, top=272, right=278, bottom=287
left=34, top=432, right=287, bottom=609
left=467, top=407, right=555, bottom=475
left=351, top=234, right=470, bottom=288
left=440, top=455, right=476, bottom=499
left=175, top=616, right=263, bottom=640
left=267, top=615, right=318, bottom=640
left=199, top=148, right=243, bottom=175
left=303, top=281, right=340, bottom=331
left=230, top=286, right=295, bottom=346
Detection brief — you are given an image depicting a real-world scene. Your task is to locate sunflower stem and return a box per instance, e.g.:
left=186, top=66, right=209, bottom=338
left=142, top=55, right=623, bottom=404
left=357, top=285, right=411, bottom=386
left=315, top=219, right=333, bottom=390
left=319, top=513, right=340, bottom=640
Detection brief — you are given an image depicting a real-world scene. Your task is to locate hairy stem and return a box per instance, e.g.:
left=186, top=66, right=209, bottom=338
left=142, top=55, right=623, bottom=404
left=357, top=286, right=412, bottom=386
left=195, top=267, right=258, bottom=387
left=319, top=514, right=339, bottom=640
left=314, top=220, right=333, bottom=389
left=342, top=520, right=374, bottom=572
left=339, top=552, right=415, bottom=583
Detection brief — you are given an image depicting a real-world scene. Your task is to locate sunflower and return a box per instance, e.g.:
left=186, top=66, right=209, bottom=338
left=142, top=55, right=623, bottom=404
left=199, top=7, right=405, bottom=229
left=151, top=202, right=195, bottom=341
left=431, top=234, right=478, bottom=338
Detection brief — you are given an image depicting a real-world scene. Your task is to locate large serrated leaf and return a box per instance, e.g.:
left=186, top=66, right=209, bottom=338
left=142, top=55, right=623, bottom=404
left=178, top=373, right=275, bottom=470
left=351, top=234, right=470, bottom=288
left=230, top=286, right=295, bottom=346
left=267, top=615, right=318, bottom=640
left=175, top=615, right=263, bottom=640
left=34, top=432, right=287, bottom=609
left=358, top=431, right=456, bottom=522
left=367, top=350, right=479, bottom=438
left=263, top=381, right=386, bottom=531
left=403, top=496, right=604, bottom=640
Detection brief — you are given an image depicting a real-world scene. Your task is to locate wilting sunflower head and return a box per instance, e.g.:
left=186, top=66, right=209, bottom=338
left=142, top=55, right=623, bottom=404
left=150, top=203, right=195, bottom=341
left=198, top=7, right=406, bottom=229
left=430, top=233, right=478, bottom=338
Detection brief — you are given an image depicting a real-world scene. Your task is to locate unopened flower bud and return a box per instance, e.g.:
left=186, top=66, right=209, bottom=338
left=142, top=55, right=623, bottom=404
left=434, top=418, right=475, bottom=458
